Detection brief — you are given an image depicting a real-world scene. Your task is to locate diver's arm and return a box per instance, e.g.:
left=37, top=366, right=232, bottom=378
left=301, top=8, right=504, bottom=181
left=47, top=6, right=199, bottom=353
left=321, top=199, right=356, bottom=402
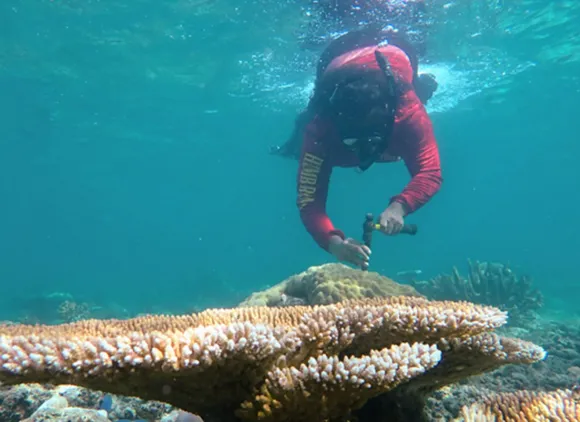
left=390, top=101, right=443, bottom=213
left=297, top=119, right=344, bottom=251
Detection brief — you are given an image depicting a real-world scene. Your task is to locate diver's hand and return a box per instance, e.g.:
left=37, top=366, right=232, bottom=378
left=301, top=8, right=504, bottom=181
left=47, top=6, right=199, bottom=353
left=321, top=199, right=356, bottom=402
left=416, top=73, right=438, bottom=105
left=328, top=235, right=371, bottom=269
left=378, top=202, right=406, bottom=235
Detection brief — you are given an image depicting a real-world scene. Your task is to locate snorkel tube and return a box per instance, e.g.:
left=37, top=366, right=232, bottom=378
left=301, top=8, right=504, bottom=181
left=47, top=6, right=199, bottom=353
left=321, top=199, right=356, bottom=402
left=356, top=50, right=399, bottom=172
left=374, top=49, right=398, bottom=102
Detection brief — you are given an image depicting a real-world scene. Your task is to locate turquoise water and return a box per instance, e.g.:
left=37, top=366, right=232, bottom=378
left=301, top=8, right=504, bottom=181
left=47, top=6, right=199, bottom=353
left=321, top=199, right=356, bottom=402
left=0, top=0, right=578, bottom=319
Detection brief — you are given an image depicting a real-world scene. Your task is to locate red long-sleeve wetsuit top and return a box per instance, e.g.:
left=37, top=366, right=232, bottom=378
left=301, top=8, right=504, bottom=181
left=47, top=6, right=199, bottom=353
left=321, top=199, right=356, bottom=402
left=297, top=44, right=442, bottom=252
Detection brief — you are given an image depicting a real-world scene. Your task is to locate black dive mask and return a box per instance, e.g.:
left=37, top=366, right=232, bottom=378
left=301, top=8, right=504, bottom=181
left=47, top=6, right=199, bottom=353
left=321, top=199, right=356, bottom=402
left=342, top=134, right=387, bottom=171
left=329, top=50, right=399, bottom=172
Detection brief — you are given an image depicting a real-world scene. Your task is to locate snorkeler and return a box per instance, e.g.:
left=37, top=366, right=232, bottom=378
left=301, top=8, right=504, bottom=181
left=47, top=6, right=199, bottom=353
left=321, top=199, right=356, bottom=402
left=271, top=26, right=437, bottom=159
left=282, top=30, right=443, bottom=269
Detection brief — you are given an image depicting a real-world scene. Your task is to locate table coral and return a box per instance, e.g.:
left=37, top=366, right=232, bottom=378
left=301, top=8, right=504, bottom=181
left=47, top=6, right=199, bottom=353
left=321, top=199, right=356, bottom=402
left=0, top=297, right=546, bottom=422
left=456, top=387, right=580, bottom=421
left=239, top=263, right=421, bottom=307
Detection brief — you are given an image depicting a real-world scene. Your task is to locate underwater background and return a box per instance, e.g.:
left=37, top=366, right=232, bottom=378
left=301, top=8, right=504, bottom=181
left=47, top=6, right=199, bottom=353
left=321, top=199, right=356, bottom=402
left=0, top=0, right=579, bottom=321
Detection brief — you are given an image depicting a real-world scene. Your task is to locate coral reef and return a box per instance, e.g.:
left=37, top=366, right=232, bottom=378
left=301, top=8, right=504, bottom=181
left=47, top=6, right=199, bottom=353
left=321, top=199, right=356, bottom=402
left=411, top=260, right=543, bottom=325
left=425, top=384, right=491, bottom=420
left=0, top=383, right=55, bottom=422
left=57, top=300, right=92, bottom=323
left=0, top=296, right=545, bottom=422
left=455, top=387, right=580, bottom=421
left=15, top=292, right=78, bottom=325
left=21, top=392, right=110, bottom=422
left=422, top=315, right=580, bottom=420
left=463, top=320, right=580, bottom=392
left=0, top=383, right=191, bottom=421
left=239, top=263, right=421, bottom=307
left=14, top=291, right=118, bottom=325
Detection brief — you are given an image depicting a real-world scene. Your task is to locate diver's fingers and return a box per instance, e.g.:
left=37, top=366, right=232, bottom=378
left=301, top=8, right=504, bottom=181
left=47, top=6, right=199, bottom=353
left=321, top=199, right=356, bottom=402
left=345, top=249, right=363, bottom=267
left=357, top=245, right=371, bottom=261
left=350, top=247, right=370, bottom=269
left=378, top=222, right=391, bottom=235
left=390, top=222, right=401, bottom=235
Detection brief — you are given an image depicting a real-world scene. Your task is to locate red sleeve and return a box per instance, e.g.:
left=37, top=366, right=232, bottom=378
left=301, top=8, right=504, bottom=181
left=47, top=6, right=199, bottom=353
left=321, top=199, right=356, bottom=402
left=297, top=118, right=345, bottom=252
left=390, top=103, right=443, bottom=213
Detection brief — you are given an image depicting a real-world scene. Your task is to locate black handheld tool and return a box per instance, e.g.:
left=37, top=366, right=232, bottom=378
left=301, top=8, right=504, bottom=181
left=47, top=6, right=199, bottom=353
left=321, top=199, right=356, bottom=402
left=361, top=213, right=418, bottom=271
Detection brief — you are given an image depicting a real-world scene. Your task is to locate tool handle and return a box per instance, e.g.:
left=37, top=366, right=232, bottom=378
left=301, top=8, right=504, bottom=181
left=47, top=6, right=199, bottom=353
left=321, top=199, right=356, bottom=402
left=401, top=224, right=418, bottom=235
left=373, top=223, right=418, bottom=235
left=363, top=213, right=375, bottom=248
left=361, top=214, right=418, bottom=271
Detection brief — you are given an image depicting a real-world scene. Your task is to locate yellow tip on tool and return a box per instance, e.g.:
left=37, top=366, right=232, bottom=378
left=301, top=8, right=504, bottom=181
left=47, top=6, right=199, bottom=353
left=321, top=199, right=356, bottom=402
left=374, top=223, right=382, bottom=230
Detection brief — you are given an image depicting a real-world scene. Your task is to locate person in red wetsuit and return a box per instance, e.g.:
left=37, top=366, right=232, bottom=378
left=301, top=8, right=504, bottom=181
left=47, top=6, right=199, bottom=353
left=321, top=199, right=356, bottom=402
left=294, top=32, right=442, bottom=269
left=271, top=26, right=437, bottom=159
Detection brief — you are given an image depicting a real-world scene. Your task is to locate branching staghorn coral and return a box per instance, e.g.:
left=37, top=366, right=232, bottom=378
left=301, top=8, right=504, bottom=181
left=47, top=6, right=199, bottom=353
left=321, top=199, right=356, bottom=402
left=411, top=260, right=543, bottom=324
left=456, top=387, right=580, bottom=421
left=0, top=297, right=546, bottom=422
